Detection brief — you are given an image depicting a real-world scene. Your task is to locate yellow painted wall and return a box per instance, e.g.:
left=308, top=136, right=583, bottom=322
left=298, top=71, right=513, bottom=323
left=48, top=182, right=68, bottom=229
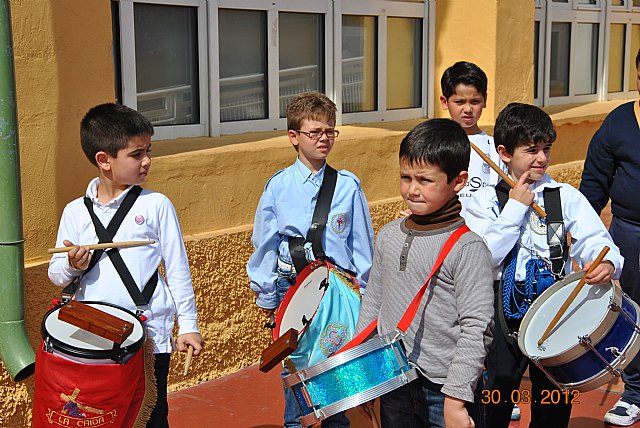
left=434, top=0, right=535, bottom=121
left=0, top=0, right=636, bottom=426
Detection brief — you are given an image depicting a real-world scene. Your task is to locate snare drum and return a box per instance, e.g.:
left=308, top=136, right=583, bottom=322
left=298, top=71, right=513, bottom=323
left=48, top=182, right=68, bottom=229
left=33, top=301, right=148, bottom=428
left=275, top=259, right=361, bottom=370
left=518, top=272, right=640, bottom=392
left=284, top=333, right=418, bottom=426
left=42, top=301, right=145, bottom=364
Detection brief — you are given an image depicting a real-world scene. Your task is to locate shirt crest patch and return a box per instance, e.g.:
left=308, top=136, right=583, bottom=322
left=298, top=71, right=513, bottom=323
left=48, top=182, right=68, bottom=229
left=331, top=213, right=348, bottom=234
left=529, top=210, right=547, bottom=235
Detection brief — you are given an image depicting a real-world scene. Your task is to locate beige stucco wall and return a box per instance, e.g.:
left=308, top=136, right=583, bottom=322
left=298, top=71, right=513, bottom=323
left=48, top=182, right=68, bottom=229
left=434, top=0, right=535, bottom=121
left=1, top=0, right=636, bottom=426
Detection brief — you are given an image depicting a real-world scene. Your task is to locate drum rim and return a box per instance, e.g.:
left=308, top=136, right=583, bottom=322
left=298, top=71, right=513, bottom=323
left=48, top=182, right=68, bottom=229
left=42, top=300, right=146, bottom=361
left=548, top=297, right=640, bottom=392
left=274, top=259, right=330, bottom=340
left=518, top=271, right=620, bottom=365
left=297, top=369, right=419, bottom=426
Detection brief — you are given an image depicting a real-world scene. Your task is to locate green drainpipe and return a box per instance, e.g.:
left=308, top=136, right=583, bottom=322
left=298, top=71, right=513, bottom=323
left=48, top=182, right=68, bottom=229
left=0, top=0, right=36, bottom=382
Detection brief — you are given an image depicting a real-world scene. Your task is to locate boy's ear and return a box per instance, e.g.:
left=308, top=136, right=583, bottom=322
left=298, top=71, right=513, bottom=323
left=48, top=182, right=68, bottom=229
left=95, top=151, right=111, bottom=171
left=453, top=170, right=468, bottom=192
left=439, top=95, right=449, bottom=111
left=497, top=145, right=511, bottom=164
left=288, top=130, right=299, bottom=150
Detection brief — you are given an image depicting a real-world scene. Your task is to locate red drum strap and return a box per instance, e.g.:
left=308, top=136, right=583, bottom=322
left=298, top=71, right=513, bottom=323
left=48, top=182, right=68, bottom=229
left=336, top=225, right=469, bottom=354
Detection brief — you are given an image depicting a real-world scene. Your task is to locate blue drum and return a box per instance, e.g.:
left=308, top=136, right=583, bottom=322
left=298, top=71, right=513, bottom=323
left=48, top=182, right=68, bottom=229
left=283, top=333, right=418, bottom=426
left=519, top=271, right=640, bottom=392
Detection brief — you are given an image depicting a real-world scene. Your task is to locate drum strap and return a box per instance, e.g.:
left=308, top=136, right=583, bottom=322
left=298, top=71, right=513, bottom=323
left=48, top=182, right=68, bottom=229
left=288, top=165, right=338, bottom=274
left=336, top=225, right=470, bottom=355
left=495, top=180, right=567, bottom=275
left=63, top=186, right=158, bottom=307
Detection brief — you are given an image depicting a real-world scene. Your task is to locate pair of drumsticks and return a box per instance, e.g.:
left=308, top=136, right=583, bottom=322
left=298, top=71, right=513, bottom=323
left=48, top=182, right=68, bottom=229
left=48, top=239, right=196, bottom=375
left=470, top=143, right=610, bottom=345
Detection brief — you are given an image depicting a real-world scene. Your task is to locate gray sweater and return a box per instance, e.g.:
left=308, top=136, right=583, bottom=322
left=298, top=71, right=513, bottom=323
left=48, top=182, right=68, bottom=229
left=356, top=218, right=494, bottom=402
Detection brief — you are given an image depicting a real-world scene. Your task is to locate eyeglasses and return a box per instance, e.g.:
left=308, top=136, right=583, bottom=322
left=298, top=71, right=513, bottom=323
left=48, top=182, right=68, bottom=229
left=295, top=129, right=340, bottom=140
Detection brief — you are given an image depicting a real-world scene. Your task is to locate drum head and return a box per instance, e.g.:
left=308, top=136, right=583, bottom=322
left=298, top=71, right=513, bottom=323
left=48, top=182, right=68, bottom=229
left=275, top=261, right=329, bottom=340
left=519, top=271, right=616, bottom=361
left=42, top=301, right=145, bottom=360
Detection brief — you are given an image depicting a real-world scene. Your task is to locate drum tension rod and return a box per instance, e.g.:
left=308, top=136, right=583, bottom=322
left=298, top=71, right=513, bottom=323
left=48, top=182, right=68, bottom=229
left=610, top=302, right=640, bottom=333
left=530, top=356, right=565, bottom=391
left=579, top=335, right=622, bottom=378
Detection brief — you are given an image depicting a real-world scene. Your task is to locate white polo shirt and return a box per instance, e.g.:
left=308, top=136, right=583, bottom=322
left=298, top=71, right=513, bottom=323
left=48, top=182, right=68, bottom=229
left=48, top=178, right=199, bottom=353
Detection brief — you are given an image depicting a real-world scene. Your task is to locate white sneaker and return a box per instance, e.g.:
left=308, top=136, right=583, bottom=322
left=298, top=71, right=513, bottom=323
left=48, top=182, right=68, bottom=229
left=511, top=404, right=521, bottom=421
left=605, top=399, right=640, bottom=426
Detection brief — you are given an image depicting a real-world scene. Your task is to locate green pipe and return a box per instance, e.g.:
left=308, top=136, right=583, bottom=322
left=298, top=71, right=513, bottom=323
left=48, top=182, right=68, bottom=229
left=0, top=0, right=36, bottom=382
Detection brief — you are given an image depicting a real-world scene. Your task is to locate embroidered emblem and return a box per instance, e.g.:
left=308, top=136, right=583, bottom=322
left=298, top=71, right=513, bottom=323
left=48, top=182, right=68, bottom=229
left=529, top=210, right=547, bottom=235
left=319, top=323, right=349, bottom=355
left=134, top=215, right=145, bottom=225
left=331, top=213, right=347, bottom=234
left=46, top=387, right=117, bottom=427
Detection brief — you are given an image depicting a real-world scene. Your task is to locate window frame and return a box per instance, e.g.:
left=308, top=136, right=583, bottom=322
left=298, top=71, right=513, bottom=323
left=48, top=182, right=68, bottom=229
left=117, top=0, right=210, bottom=140
left=117, top=0, right=432, bottom=139
left=542, top=3, right=605, bottom=105
left=335, top=0, right=432, bottom=124
left=605, top=1, right=640, bottom=100
left=535, top=0, right=640, bottom=106
left=210, top=0, right=333, bottom=136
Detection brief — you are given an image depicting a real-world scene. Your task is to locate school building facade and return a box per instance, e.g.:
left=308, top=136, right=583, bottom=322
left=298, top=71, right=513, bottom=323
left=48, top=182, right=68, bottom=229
left=1, top=0, right=639, bottom=425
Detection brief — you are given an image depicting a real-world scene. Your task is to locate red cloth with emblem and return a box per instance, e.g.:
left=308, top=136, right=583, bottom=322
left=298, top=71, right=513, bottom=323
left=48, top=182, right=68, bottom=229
left=33, top=343, right=145, bottom=428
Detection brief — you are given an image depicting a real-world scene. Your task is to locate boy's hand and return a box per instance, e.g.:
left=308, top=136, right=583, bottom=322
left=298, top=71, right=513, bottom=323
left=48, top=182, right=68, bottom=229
left=64, top=239, right=91, bottom=270
left=177, top=332, right=204, bottom=356
left=583, top=260, right=615, bottom=285
left=509, top=171, right=534, bottom=207
left=444, top=396, right=474, bottom=428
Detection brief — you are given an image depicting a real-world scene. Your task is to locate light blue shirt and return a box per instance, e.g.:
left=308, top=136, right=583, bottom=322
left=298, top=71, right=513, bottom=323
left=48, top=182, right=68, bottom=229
left=247, top=158, right=375, bottom=309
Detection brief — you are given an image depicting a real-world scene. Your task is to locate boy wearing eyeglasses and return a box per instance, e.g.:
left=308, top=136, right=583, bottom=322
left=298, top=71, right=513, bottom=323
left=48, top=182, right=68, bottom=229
left=246, top=91, right=374, bottom=428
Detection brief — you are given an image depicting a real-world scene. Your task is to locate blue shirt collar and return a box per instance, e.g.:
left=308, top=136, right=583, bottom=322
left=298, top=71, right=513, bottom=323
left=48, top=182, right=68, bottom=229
left=294, top=158, right=326, bottom=187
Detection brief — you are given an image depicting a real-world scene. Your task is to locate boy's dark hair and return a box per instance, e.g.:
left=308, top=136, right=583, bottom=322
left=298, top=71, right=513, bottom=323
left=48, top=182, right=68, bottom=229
left=399, top=118, right=470, bottom=182
left=494, top=103, right=556, bottom=154
left=441, top=61, right=488, bottom=99
left=286, top=92, right=337, bottom=131
left=636, top=48, right=640, bottom=68
left=80, top=103, right=154, bottom=166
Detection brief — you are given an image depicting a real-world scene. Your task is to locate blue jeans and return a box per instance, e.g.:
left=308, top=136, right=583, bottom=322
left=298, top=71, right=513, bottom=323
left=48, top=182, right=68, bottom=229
left=380, top=379, right=445, bottom=428
left=610, top=217, right=640, bottom=405
left=276, top=266, right=350, bottom=428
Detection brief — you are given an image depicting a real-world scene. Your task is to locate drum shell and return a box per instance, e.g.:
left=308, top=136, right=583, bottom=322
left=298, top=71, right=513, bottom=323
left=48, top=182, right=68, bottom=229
left=41, top=301, right=145, bottom=363
left=284, top=333, right=418, bottom=425
left=32, top=343, right=146, bottom=428
left=518, top=272, right=640, bottom=392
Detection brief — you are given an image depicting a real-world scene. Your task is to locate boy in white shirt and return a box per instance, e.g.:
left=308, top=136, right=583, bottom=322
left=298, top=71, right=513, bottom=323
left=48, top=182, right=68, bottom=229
left=464, top=102, right=623, bottom=428
left=49, top=103, right=204, bottom=427
left=440, top=61, right=506, bottom=213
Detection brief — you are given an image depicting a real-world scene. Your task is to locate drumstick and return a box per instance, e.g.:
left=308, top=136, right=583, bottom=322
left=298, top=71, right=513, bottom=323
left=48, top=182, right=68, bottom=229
left=537, top=246, right=610, bottom=346
left=183, top=344, right=194, bottom=376
left=47, top=240, right=155, bottom=254
left=469, top=142, right=547, bottom=219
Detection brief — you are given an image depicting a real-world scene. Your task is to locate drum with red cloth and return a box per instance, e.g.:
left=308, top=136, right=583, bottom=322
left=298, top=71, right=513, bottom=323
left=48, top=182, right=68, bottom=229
left=33, top=301, right=149, bottom=428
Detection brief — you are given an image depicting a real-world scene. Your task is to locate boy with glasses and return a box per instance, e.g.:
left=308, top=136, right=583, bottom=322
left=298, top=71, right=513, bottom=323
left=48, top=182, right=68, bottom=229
left=247, top=91, right=374, bottom=428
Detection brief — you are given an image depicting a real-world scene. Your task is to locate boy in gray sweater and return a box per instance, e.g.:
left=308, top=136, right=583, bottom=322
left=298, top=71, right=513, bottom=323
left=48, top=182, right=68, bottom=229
left=356, top=118, right=494, bottom=428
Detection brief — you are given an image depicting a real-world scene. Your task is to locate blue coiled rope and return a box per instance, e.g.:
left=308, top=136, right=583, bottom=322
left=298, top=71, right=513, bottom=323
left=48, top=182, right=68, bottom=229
left=502, top=247, right=555, bottom=320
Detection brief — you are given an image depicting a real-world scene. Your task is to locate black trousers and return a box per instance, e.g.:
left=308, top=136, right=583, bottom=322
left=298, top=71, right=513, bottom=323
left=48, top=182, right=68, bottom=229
left=483, top=295, right=572, bottom=428
left=147, top=353, right=171, bottom=428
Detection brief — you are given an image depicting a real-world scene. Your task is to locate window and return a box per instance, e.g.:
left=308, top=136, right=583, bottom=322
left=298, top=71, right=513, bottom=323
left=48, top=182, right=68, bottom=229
left=535, top=0, right=640, bottom=106
left=338, top=1, right=428, bottom=124
left=114, top=0, right=431, bottom=139
left=116, top=0, right=209, bottom=140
